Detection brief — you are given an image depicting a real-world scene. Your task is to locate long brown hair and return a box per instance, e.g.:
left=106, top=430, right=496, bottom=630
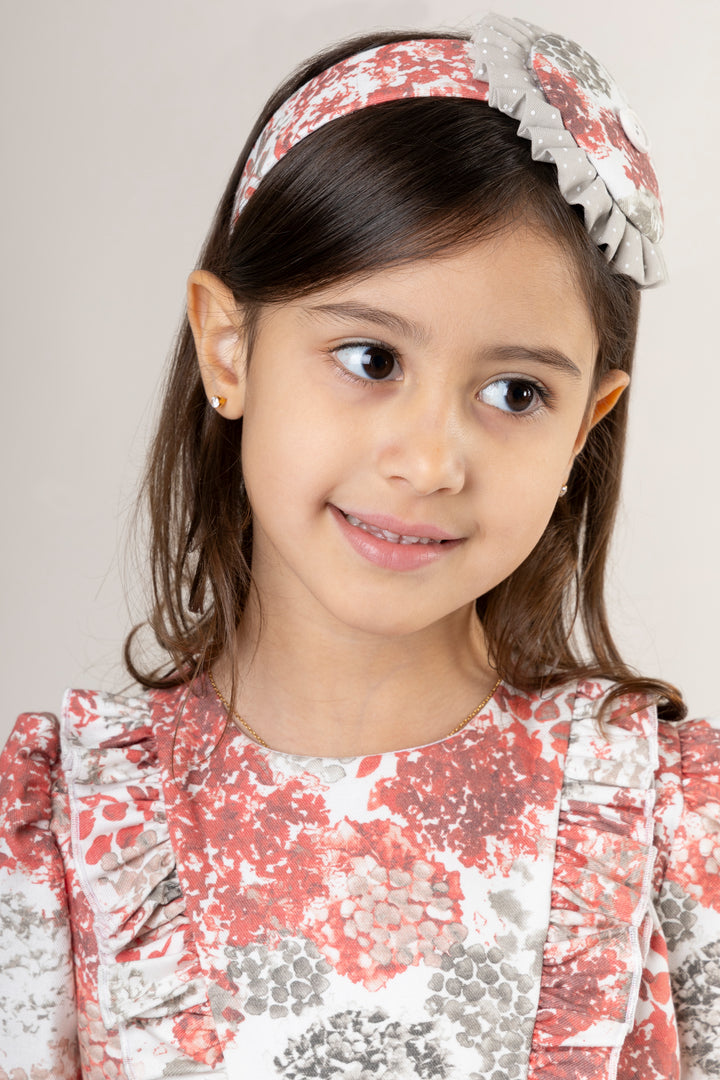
left=125, top=29, right=684, bottom=721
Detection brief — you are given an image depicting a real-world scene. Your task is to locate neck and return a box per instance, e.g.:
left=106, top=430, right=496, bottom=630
left=213, top=594, right=498, bottom=757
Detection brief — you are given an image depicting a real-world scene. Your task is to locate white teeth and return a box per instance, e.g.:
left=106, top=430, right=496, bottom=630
left=344, top=512, right=440, bottom=545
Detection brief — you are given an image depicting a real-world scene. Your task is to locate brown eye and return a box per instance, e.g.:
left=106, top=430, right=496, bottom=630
left=479, top=378, right=544, bottom=414
left=505, top=382, right=536, bottom=411
left=335, top=343, right=401, bottom=381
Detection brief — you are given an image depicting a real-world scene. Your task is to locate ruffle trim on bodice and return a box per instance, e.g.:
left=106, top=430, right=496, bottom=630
left=62, top=688, right=227, bottom=1078
left=62, top=682, right=659, bottom=1080
left=529, top=680, right=659, bottom=1080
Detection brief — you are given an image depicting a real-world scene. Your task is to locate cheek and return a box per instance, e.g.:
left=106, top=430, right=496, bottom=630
left=240, top=386, right=284, bottom=516
left=490, top=432, right=574, bottom=491
left=486, top=438, right=573, bottom=536
left=240, top=377, right=339, bottom=517
left=241, top=417, right=293, bottom=518
left=494, top=492, right=556, bottom=552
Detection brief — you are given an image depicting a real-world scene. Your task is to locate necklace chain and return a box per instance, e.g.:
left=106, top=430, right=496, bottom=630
left=207, top=670, right=502, bottom=751
left=208, top=671, right=273, bottom=748
left=445, top=677, right=503, bottom=736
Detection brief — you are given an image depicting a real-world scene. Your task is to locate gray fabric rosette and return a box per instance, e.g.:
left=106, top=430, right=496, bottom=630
left=471, top=14, right=666, bottom=286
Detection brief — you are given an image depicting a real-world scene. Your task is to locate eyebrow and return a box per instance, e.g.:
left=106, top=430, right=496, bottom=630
left=304, top=301, right=584, bottom=378
left=487, top=344, right=583, bottom=379
left=304, top=302, right=430, bottom=346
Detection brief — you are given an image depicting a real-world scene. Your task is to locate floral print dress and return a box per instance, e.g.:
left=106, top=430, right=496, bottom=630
left=1, top=678, right=718, bottom=1079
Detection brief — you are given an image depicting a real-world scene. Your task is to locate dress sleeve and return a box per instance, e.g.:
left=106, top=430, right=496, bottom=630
left=616, top=716, right=720, bottom=1080
left=659, top=717, right=720, bottom=1079
left=0, top=712, right=81, bottom=1080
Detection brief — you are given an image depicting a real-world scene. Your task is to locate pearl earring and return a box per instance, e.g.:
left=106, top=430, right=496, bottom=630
left=559, top=484, right=568, bottom=497
left=210, top=396, right=227, bottom=409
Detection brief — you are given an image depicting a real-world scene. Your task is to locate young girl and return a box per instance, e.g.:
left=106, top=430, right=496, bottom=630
left=1, top=13, right=717, bottom=1080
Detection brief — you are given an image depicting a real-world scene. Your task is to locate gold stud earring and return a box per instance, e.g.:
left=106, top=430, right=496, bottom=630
left=210, top=395, right=227, bottom=409
left=559, top=483, right=568, bottom=497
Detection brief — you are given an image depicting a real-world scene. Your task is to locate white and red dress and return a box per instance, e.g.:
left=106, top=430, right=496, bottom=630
left=1, top=678, right=718, bottom=1079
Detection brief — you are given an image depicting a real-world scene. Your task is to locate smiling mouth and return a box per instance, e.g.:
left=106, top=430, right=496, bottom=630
left=342, top=512, right=448, bottom=546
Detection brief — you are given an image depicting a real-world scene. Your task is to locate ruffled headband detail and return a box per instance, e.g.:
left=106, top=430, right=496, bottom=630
left=470, top=16, right=664, bottom=285
left=231, top=14, right=665, bottom=287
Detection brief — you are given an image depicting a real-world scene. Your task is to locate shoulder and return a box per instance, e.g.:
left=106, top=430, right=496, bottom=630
left=55, top=685, right=193, bottom=810
left=658, top=711, right=720, bottom=749
left=566, top=682, right=719, bottom=801
left=553, top=676, right=660, bottom=739
left=655, top=715, right=720, bottom=897
left=2, top=685, right=184, bottom=813
left=561, top=677, right=659, bottom=790
left=60, top=683, right=192, bottom=758
left=0, top=710, right=66, bottom=881
left=655, top=715, right=720, bottom=840
left=62, top=685, right=158, bottom=741
left=1, top=709, right=64, bottom=815
left=0, top=687, right=160, bottom=843
left=658, top=714, right=720, bottom=782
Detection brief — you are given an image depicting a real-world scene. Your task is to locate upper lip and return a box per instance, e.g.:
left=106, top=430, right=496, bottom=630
left=335, top=506, right=460, bottom=541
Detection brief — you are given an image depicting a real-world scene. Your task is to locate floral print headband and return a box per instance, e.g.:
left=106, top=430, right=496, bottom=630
left=232, top=13, right=665, bottom=287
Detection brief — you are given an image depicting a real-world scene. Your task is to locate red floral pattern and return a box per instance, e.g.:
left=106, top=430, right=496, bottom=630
left=531, top=51, right=661, bottom=207
left=1, top=684, right=718, bottom=1079
left=231, top=38, right=488, bottom=223
left=368, top=690, right=565, bottom=874
left=228, top=16, right=665, bottom=287
left=665, top=719, right=720, bottom=912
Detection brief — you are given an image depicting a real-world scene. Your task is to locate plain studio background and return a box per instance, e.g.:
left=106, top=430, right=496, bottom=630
left=1, top=0, right=718, bottom=737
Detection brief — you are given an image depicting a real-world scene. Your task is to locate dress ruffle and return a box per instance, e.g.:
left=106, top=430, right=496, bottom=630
left=59, top=683, right=664, bottom=1078
left=529, top=681, right=658, bottom=1079
left=62, top=688, right=227, bottom=1077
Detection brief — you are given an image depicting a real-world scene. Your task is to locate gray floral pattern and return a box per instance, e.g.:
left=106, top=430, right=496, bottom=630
left=0, top=890, right=76, bottom=1037
left=222, top=937, right=333, bottom=1020
left=274, top=1009, right=449, bottom=1079
left=536, top=33, right=614, bottom=98
left=1, top=688, right=719, bottom=1078
left=659, top=879, right=700, bottom=951
left=424, top=941, right=534, bottom=1076
left=671, top=940, right=720, bottom=1075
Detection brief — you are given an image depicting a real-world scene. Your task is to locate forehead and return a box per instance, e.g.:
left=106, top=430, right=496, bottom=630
left=307, top=225, right=587, bottom=303
left=287, top=227, right=597, bottom=367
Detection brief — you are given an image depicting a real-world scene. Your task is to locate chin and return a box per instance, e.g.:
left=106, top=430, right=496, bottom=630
left=319, top=593, right=472, bottom=641
left=338, top=609, right=429, bottom=639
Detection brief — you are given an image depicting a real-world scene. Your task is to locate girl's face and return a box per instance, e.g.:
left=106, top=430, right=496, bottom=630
left=192, top=228, right=627, bottom=641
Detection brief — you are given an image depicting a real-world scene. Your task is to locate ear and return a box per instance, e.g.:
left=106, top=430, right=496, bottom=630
left=572, top=368, right=630, bottom=456
left=187, top=270, right=247, bottom=419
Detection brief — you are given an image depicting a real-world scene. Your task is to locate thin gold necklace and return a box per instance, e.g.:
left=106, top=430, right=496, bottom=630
left=446, top=677, right=502, bottom=736
left=207, top=670, right=502, bottom=752
left=208, top=670, right=272, bottom=748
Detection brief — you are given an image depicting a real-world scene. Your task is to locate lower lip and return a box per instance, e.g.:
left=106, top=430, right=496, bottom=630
left=330, top=506, right=462, bottom=572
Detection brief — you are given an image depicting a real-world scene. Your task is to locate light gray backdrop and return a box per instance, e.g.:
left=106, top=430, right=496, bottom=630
left=2, top=0, right=718, bottom=736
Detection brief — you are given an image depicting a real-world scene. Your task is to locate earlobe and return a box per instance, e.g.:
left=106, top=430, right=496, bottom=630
left=187, top=270, right=247, bottom=419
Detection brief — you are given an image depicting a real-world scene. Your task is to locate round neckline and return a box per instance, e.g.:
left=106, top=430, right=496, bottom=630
left=199, top=676, right=505, bottom=765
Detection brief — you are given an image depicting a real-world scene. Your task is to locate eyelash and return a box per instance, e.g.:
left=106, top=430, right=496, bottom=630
left=329, top=339, right=554, bottom=416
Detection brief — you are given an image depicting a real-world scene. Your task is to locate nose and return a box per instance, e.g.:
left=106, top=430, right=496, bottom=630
left=378, top=391, right=466, bottom=496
